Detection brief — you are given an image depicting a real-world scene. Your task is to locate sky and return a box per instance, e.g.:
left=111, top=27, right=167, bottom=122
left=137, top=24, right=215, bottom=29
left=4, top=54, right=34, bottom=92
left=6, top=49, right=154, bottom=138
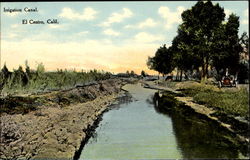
left=0, top=1, right=249, bottom=74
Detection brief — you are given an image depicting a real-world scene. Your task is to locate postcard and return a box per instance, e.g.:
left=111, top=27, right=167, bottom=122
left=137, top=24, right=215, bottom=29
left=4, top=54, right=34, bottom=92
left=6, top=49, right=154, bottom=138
left=0, top=1, right=249, bottom=160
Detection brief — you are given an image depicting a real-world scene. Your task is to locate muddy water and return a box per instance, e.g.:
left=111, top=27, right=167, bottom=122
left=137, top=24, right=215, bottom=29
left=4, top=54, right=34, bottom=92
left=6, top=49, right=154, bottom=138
left=79, top=83, right=241, bottom=159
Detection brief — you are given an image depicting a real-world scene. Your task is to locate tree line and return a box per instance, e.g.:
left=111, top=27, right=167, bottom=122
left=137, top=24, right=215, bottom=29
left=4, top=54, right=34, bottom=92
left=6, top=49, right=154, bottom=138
left=147, top=0, right=249, bottom=82
left=0, top=61, right=112, bottom=95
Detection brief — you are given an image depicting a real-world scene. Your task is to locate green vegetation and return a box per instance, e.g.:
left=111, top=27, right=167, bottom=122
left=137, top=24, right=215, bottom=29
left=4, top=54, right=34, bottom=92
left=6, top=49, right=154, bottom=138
left=0, top=62, right=112, bottom=96
left=147, top=44, right=174, bottom=77
left=147, top=0, right=249, bottom=83
left=146, top=0, right=249, bottom=120
left=177, top=83, right=249, bottom=117
left=141, top=70, right=146, bottom=77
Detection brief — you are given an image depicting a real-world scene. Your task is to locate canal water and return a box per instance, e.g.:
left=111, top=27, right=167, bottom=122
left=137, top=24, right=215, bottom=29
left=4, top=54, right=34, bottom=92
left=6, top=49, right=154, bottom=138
left=79, top=83, right=241, bottom=159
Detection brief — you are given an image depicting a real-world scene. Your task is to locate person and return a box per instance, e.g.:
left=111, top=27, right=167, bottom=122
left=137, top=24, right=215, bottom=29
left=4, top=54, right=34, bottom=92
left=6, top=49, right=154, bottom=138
left=225, top=68, right=229, bottom=76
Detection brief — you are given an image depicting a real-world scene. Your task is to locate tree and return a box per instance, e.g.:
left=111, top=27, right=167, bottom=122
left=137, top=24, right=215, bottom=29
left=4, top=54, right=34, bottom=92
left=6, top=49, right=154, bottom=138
left=9, top=66, right=29, bottom=87
left=130, top=70, right=135, bottom=77
left=147, top=57, right=156, bottom=72
left=141, top=70, right=146, bottom=77
left=126, top=70, right=130, bottom=75
left=224, top=14, right=242, bottom=74
left=240, top=32, right=249, bottom=56
left=0, top=63, right=11, bottom=89
left=36, top=62, right=45, bottom=76
left=211, top=14, right=243, bottom=78
left=25, top=60, right=31, bottom=79
left=147, top=44, right=174, bottom=77
left=181, top=0, right=225, bottom=81
left=238, top=32, right=249, bottom=83
left=171, top=27, right=202, bottom=81
left=1, top=63, right=11, bottom=80
left=210, top=21, right=228, bottom=79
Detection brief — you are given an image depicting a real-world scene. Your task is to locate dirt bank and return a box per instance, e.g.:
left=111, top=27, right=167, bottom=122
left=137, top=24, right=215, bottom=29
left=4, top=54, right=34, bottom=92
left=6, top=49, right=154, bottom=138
left=0, top=78, right=130, bottom=159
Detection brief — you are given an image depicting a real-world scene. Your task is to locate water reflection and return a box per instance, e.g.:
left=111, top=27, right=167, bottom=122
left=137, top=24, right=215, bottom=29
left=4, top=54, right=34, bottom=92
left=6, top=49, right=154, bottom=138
left=80, top=83, right=243, bottom=160
left=90, top=90, right=133, bottom=144
left=109, top=90, right=133, bottom=110
left=150, top=92, right=240, bottom=159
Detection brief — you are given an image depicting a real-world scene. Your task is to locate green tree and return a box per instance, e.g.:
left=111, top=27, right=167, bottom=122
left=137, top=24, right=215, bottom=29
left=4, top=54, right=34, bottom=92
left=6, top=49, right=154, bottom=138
left=25, top=60, right=32, bottom=79
left=0, top=63, right=11, bottom=89
left=141, top=70, right=146, bottom=77
left=130, top=70, right=135, bottom=77
left=36, top=62, right=45, bottom=75
left=126, top=70, right=130, bottom=75
left=238, top=32, right=249, bottom=83
left=240, top=32, right=249, bottom=55
left=211, top=14, right=243, bottom=78
left=171, top=27, right=202, bottom=81
left=10, top=66, right=29, bottom=87
left=147, top=44, right=174, bottom=78
left=181, top=0, right=225, bottom=81
left=147, top=57, right=156, bottom=71
left=224, top=14, right=242, bottom=74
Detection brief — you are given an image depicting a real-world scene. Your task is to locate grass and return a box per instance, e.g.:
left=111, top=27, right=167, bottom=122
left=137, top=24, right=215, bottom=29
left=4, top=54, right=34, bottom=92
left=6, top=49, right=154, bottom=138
left=193, top=88, right=248, bottom=117
left=175, top=81, right=249, bottom=117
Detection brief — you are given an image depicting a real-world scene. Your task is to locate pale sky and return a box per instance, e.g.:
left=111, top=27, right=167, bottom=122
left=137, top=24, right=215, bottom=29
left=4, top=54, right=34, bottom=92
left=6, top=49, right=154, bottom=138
left=0, top=1, right=249, bottom=74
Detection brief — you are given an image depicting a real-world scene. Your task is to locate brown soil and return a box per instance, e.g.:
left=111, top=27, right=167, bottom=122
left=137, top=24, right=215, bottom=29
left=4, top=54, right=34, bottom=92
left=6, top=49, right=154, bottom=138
left=0, top=78, right=128, bottom=159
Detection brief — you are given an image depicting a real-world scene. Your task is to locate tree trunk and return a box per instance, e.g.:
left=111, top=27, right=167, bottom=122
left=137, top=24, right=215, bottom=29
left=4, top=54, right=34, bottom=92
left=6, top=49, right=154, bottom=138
left=206, top=57, right=209, bottom=79
left=176, top=68, right=179, bottom=81
left=180, top=69, right=183, bottom=81
left=201, top=63, right=205, bottom=81
left=201, top=56, right=208, bottom=82
left=184, top=72, right=189, bottom=80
